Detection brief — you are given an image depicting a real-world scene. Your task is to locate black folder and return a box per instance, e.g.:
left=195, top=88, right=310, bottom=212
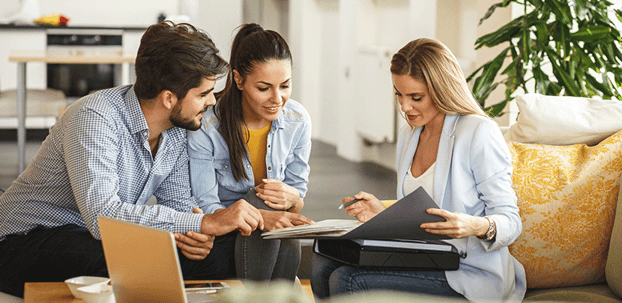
left=314, top=238, right=460, bottom=270
left=259, top=186, right=463, bottom=270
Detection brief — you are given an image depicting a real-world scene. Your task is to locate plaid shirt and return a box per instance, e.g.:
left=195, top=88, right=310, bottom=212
left=0, top=85, right=203, bottom=241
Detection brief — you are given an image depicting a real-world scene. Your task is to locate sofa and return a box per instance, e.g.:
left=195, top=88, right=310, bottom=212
left=503, top=93, right=622, bottom=302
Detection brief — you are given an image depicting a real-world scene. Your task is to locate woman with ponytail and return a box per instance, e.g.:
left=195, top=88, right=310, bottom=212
left=187, top=23, right=313, bottom=282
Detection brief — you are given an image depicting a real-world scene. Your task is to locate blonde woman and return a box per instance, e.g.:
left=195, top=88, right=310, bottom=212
left=310, top=39, right=526, bottom=302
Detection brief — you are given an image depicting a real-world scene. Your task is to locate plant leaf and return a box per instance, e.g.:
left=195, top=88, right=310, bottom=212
left=545, top=47, right=581, bottom=96
left=472, top=0, right=622, bottom=112
left=603, top=43, right=619, bottom=65
left=560, top=22, right=570, bottom=58
left=585, top=73, right=613, bottom=97
left=479, top=0, right=515, bottom=25
left=466, top=65, right=486, bottom=83
left=485, top=100, right=508, bottom=118
left=574, top=0, right=588, bottom=19
left=603, top=72, right=620, bottom=97
left=545, top=0, right=571, bottom=24
left=532, top=66, right=552, bottom=94
left=471, top=48, right=510, bottom=100
left=570, top=25, right=612, bottom=42
left=546, top=82, right=563, bottom=96
left=478, top=82, right=502, bottom=107
left=573, top=45, right=597, bottom=69
left=475, top=15, right=525, bottom=49
left=534, top=21, right=549, bottom=47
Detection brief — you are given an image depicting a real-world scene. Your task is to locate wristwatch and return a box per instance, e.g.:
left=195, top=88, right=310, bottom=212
left=478, top=217, right=496, bottom=241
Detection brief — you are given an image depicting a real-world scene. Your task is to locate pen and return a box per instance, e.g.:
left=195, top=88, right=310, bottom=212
left=338, top=198, right=362, bottom=210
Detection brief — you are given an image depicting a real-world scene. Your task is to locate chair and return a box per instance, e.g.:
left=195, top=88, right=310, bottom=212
left=0, top=89, right=68, bottom=128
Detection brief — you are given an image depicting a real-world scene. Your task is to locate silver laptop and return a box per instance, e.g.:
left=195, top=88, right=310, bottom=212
left=98, top=216, right=217, bottom=303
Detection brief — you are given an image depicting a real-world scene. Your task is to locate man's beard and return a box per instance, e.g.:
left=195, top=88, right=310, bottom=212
left=170, top=103, right=206, bottom=131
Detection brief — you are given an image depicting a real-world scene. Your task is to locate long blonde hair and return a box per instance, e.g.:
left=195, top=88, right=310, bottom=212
left=390, top=38, right=487, bottom=117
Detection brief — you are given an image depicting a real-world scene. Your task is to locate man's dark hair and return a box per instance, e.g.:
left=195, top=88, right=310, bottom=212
left=134, top=21, right=229, bottom=101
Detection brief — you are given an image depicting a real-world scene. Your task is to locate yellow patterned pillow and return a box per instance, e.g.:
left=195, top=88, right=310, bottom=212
left=508, top=130, right=622, bottom=289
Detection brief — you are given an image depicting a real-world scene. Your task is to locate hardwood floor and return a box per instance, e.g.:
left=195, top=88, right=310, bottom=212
left=0, top=137, right=398, bottom=222
left=302, top=140, right=396, bottom=222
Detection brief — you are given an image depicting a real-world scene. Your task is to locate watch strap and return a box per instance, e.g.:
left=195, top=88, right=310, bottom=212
left=478, top=217, right=496, bottom=241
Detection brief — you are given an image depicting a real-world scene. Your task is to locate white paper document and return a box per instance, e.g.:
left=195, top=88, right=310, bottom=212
left=262, top=219, right=362, bottom=239
left=352, top=239, right=454, bottom=251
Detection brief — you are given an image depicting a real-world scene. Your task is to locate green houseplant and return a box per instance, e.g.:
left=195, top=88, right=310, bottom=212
left=468, top=0, right=622, bottom=117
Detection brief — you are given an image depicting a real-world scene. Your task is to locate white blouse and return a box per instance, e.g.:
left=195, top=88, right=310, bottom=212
left=403, top=161, right=436, bottom=204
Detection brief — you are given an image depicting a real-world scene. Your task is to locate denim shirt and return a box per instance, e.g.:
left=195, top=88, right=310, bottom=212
left=187, top=99, right=312, bottom=214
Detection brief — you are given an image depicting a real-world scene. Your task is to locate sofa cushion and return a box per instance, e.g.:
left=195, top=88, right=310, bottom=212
left=607, top=175, right=622, bottom=298
left=523, top=283, right=622, bottom=302
left=504, top=93, right=622, bottom=146
left=507, top=130, right=622, bottom=289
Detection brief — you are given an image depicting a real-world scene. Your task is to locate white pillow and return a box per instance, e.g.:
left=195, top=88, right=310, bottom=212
left=504, top=93, right=622, bottom=145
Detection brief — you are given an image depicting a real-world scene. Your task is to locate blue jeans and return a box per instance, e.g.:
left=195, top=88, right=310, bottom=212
left=232, top=188, right=301, bottom=282
left=235, top=230, right=300, bottom=282
left=310, top=254, right=466, bottom=300
left=0, top=224, right=231, bottom=298
left=214, top=228, right=300, bottom=282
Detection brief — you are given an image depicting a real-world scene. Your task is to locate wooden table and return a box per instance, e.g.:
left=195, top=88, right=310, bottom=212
left=23, top=280, right=242, bottom=303
left=8, top=50, right=136, bottom=172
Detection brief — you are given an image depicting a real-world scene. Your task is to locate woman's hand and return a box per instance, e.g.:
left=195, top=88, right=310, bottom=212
left=343, top=191, right=386, bottom=223
left=420, top=208, right=490, bottom=239
left=255, top=179, right=303, bottom=213
left=259, top=209, right=314, bottom=231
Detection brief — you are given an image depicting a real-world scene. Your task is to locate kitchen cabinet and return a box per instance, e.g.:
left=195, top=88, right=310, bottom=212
left=0, top=25, right=145, bottom=129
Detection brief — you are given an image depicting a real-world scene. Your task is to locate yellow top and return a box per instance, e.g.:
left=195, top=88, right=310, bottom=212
left=380, top=200, right=398, bottom=208
left=245, top=122, right=271, bottom=185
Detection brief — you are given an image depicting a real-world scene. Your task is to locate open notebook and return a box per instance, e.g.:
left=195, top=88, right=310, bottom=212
left=98, top=216, right=221, bottom=303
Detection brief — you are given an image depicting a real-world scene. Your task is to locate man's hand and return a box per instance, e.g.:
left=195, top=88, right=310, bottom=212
left=200, top=199, right=264, bottom=236
left=175, top=208, right=214, bottom=260
left=255, top=179, right=304, bottom=213
left=259, top=209, right=314, bottom=231
left=174, top=231, right=214, bottom=260
left=343, top=191, right=386, bottom=223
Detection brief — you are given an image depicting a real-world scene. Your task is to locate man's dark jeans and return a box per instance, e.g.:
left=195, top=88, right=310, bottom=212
left=0, top=224, right=231, bottom=298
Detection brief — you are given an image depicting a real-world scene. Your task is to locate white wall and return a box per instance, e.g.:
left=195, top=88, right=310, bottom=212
left=317, top=1, right=340, bottom=145
left=288, top=1, right=323, bottom=140
left=38, top=0, right=177, bottom=27
left=0, top=0, right=516, bottom=169
left=283, top=0, right=512, bottom=169
left=195, top=0, right=244, bottom=91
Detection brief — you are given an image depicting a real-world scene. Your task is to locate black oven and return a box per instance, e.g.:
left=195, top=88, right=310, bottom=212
left=46, top=28, right=123, bottom=97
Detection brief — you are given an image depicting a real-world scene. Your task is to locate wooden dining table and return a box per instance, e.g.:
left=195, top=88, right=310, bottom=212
left=8, top=50, right=136, bottom=173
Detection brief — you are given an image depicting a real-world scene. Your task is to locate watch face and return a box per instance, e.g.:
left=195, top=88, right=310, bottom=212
left=486, top=221, right=496, bottom=240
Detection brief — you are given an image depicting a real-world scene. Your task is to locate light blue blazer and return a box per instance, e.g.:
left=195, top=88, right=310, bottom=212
left=396, top=114, right=526, bottom=302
